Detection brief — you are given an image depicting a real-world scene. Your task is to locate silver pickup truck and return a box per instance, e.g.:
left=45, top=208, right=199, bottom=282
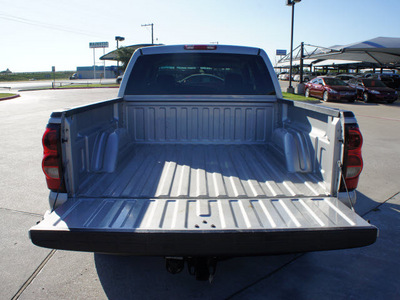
left=30, top=45, right=377, bottom=280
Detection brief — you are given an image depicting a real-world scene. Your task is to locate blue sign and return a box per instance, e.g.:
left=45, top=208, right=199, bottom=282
left=276, top=49, right=287, bottom=56
left=89, top=42, right=109, bottom=48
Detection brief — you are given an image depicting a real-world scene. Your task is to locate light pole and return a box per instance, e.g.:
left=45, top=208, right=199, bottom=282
left=286, top=0, right=301, bottom=94
left=115, top=36, right=125, bottom=76
left=141, top=23, right=154, bottom=44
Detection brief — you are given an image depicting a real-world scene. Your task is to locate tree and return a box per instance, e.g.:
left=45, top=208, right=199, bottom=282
left=116, top=47, right=135, bottom=72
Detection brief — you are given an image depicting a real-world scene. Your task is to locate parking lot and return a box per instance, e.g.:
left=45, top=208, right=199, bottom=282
left=1, top=88, right=399, bottom=299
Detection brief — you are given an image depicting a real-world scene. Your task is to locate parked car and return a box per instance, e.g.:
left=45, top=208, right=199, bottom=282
left=363, top=73, right=400, bottom=89
left=335, top=74, right=357, bottom=83
left=292, top=73, right=300, bottom=81
left=305, top=76, right=357, bottom=102
left=116, top=74, right=123, bottom=84
left=348, top=78, right=398, bottom=103
left=364, top=72, right=399, bottom=79
left=292, top=73, right=304, bottom=82
left=326, top=72, right=339, bottom=77
left=69, top=73, right=79, bottom=80
left=293, top=72, right=320, bottom=82
left=300, top=72, right=323, bottom=82
left=278, top=72, right=291, bottom=81
left=276, top=71, right=286, bottom=78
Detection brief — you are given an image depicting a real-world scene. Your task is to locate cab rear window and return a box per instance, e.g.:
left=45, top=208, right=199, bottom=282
left=125, top=53, right=276, bottom=95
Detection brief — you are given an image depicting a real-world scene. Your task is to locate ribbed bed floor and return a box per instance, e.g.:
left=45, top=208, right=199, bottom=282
left=78, top=144, right=329, bottom=199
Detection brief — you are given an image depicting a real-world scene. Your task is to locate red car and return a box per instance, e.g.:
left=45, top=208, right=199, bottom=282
left=347, top=78, right=398, bottom=103
left=305, top=76, right=357, bottom=102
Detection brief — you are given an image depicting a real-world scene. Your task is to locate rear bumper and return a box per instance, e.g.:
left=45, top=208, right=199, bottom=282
left=30, top=227, right=377, bottom=256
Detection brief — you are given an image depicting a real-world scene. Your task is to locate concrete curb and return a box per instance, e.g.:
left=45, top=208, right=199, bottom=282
left=0, top=94, right=20, bottom=101
left=19, top=86, right=119, bottom=92
left=53, top=86, right=119, bottom=90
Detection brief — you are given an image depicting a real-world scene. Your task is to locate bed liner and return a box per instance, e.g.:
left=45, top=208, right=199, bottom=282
left=77, top=144, right=328, bottom=199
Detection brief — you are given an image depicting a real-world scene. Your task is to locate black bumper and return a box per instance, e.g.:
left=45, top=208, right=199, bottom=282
left=30, top=227, right=377, bottom=256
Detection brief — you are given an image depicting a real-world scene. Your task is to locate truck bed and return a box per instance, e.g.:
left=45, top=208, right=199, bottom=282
left=77, top=144, right=328, bottom=199
left=31, top=143, right=376, bottom=255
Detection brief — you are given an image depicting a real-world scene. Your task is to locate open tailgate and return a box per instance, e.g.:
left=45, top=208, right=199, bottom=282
left=30, top=197, right=377, bottom=256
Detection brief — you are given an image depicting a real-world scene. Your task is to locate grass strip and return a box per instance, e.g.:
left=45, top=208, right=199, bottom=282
left=282, top=92, right=319, bottom=102
left=0, top=93, right=16, bottom=98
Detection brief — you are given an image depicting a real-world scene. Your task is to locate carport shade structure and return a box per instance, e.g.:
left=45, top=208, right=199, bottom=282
left=276, top=37, right=400, bottom=69
left=303, top=37, right=400, bottom=68
left=100, top=44, right=161, bottom=61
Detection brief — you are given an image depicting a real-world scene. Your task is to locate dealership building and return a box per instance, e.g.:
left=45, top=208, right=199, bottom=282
left=73, top=66, right=119, bottom=79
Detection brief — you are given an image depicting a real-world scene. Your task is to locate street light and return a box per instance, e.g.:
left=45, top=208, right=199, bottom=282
left=141, top=24, right=154, bottom=44
left=115, top=36, right=125, bottom=48
left=286, top=0, right=301, bottom=94
left=115, top=36, right=125, bottom=76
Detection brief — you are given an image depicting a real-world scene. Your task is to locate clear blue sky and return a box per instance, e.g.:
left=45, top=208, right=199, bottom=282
left=1, top=0, right=399, bottom=72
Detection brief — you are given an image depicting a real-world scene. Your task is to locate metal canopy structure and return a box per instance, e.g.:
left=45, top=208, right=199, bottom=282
left=276, top=37, right=400, bottom=69
left=100, top=44, right=161, bottom=61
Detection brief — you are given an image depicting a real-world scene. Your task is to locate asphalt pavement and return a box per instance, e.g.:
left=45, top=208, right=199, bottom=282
left=0, top=87, right=399, bottom=299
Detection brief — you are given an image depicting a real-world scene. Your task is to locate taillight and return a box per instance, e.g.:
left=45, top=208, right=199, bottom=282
left=347, top=129, right=363, bottom=150
left=184, top=45, right=217, bottom=50
left=340, top=125, right=363, bottom=191
left=43, top=127, right=59, bottom=152
left=42, top=124, right=65, bottom=192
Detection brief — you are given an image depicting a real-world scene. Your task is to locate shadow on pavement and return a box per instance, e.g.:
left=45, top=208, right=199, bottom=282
left=94, top=253, right=299, bottom=299
left=227, top=192, right=400, bottom=299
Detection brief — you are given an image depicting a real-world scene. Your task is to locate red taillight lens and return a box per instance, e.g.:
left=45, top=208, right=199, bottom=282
left=347, top=129, right=363, bottom=150
left=340, top=125, right=363, bottom=191
left=184, top=45, right=217, bottom=50
left=43, top=127, right=59, bottom=152
left=42, top=125, right=65, bottom=192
